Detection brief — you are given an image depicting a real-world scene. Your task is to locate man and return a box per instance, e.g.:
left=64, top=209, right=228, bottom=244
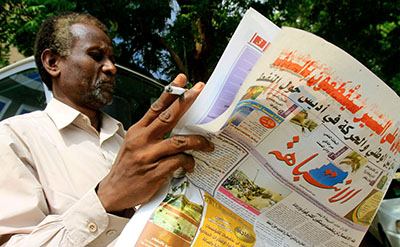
left=0, top=12, right=213, bottom=246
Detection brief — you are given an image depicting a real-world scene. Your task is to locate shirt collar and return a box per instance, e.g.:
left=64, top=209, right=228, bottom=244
left=100, top=111, right=125, bottom=140
left=45, top=98, right=81, bottom=130
left=45, top=98, right=124, bottom=137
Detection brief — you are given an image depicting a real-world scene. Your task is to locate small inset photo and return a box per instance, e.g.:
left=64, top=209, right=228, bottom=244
left=289, top=109, right=319, bottom=134
left=221, top=162, right=290, bottom=212
left=241, top=86, right=267, bottom=101
left=337, top=151, right=368, bottom=173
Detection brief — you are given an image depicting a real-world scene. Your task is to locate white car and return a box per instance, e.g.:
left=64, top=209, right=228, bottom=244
left=369, top=170, right=400, bottom=247
left=0, top=56, right=164, bottom=128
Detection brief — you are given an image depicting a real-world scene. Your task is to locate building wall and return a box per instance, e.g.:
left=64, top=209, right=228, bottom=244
left=9, top=46, right=25, bottom=63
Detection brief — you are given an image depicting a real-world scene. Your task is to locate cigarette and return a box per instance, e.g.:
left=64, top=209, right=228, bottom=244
left=164, top=85, right=187, bottom=95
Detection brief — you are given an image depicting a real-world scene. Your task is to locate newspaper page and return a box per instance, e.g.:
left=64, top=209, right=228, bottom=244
left=173, top=8, right=280, bottom=135
left=116, top=14, right=400, bottom=247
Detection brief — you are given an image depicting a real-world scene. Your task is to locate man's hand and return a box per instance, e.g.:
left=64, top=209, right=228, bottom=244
left=97, top=74, right=214, bottom=213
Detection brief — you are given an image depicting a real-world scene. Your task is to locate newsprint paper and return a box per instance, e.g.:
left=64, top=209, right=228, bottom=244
left=116, top=8, right=400, bottom=247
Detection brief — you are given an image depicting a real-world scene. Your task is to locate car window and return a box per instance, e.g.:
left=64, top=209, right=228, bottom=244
left=0, top=68, right=46, bottom=121
left=0, top=64, right=163, bottom=129
left=384, top=170, right=400, bottom=199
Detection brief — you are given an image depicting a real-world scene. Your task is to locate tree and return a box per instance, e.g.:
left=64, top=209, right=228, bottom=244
left=76, top=0, right=252, bottom=83
left=0, top=0, right=250, bottom=83
left=1, top=0, right=399, bottom=94
left=0, top=0, right=77, bottom=66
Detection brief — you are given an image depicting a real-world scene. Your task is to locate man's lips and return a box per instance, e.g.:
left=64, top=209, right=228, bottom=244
left=102, top=83, right=115, bottom=94
left=97, top=77, right=115, bottom=93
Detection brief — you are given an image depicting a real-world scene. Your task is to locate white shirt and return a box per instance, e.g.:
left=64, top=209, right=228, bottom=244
left=0, top=99, right=129, bottom=246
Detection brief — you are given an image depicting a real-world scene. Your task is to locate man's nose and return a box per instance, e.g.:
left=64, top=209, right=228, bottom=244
left=103, top=59, right=117, bottom=75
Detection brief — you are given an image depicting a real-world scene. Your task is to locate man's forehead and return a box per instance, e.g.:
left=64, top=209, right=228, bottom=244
left=70, top=23, right=107, bottom=39
left=70, top=23, right=112, bottom=49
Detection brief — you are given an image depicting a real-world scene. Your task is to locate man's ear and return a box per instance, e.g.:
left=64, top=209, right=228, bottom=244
left=41, top=49, right=61, bottom=78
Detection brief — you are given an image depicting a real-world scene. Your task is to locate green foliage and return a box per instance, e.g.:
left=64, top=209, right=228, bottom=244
left=163, top=0, right=250, bottom=82
left=1, top=0, right=399, bottom=95
left=0, top=0, right=76, bottom=67
left=76, top=0, right=172, bottom=73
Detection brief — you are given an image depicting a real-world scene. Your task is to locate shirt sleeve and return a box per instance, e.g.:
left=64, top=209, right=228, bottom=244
left=0, top=129, right=129, bottom=247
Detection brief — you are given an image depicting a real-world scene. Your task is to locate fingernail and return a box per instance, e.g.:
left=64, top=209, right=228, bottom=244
left=210, top=142, right=215, bottom=150
left=207, top=141, right=214, bottom=152
left=192, top=82, right=205, bottom=91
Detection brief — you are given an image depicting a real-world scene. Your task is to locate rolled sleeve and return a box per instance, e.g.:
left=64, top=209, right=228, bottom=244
left=62, top=188, right=129, bottom=246
left=3, top=187, right=129, bottom=247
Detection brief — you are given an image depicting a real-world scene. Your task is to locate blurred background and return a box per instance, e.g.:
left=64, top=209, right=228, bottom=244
left=1, top=1, right=399, bottom=245
left=1, top=0, right=399, bottom=94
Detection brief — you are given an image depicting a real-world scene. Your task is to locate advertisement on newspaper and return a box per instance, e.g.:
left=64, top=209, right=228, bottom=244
left=134, top=178, right=257, bottom=247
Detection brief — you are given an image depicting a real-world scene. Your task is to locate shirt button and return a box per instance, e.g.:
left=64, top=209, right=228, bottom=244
left=106, top=229, right=116, bottom=236
left=88, top=222, right=98, bottom=233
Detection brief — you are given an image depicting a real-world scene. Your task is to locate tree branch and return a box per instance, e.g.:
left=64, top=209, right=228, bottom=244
left=153, top=33, right=188, bottom=76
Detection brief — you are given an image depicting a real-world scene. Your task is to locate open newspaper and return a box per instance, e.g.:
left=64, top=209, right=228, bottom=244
left=116, top=8, right=400, bottom=247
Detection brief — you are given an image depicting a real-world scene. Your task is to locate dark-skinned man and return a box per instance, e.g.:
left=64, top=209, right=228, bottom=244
left=0, top=12, right=213, bottom=246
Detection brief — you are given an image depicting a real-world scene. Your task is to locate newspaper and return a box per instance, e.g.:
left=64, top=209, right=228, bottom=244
left=173, top=8, right=280, bottom=134
left=116, top=8, right=400, bottom=247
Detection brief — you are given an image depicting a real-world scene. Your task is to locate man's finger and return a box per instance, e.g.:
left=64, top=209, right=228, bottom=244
left=154, top=153, right=196, bottom=177
left=146, top=82, right=205, bottom=138
left=136, top=74, right=187, bottom=128
left=157, top=135, right=214, bottom=159
left=130, top=135, right=213, bottom=164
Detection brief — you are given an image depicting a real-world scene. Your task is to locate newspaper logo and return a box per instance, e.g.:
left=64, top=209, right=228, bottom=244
left=250, top=33, right=270, bottom=51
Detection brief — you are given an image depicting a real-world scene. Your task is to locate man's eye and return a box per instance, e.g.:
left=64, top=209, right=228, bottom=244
left=89, top=53, right=102, bottom=61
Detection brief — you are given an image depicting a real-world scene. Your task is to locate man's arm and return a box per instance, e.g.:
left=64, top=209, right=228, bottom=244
left=97, top=74, right=214, bottom=213
left=0, top=74, right=213, bottom=246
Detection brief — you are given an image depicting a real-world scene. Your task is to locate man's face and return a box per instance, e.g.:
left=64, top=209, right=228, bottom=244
left=55, top=23, right=116, bottom=110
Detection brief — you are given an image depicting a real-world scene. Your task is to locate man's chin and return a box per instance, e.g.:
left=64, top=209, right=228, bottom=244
left=87, top=94, right=113, bottom=110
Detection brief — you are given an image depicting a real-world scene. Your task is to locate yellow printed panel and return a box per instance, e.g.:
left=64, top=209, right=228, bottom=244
left=193, top=193, right=256, bottom=247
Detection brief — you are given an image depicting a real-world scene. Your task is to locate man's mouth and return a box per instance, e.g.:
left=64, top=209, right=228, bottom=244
left=96, top=77, right=115, bottom=93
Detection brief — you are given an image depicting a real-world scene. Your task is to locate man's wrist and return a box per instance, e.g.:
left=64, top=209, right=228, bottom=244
left=95, top=183, right=134, bottom=218
left=109, top=208, right=135, bottom=218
